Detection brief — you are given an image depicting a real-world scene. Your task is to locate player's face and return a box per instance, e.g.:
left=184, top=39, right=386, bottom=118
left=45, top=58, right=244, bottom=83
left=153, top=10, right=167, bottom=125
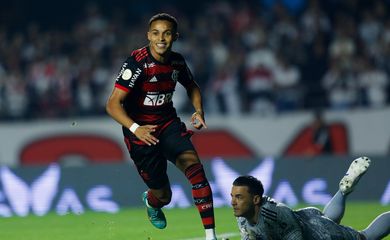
left=147, top=20, right=177, bottom=61
left=231, top=185, right=257, bottom=218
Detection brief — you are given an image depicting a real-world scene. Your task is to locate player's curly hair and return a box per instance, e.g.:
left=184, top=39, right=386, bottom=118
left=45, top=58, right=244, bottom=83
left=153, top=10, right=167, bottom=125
left=149, top=13, right=178, bottom=33
left=233, top=176, right=264, bottom=197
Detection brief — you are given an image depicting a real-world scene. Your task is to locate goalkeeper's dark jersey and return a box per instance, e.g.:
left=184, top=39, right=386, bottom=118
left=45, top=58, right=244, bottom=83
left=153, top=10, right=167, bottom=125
left=236, top=196, right=363, bottom=240
left=114, top=46, right=195, bottom=140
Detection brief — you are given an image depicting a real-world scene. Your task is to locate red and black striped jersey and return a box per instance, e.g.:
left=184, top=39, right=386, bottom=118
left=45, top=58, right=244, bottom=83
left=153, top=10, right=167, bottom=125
left=114, top=46, right=195, bottom=126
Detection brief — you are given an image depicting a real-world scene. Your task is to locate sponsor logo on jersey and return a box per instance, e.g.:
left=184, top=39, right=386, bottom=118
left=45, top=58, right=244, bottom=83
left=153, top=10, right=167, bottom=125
left=143, top=93, right=173, bottom=106
left=116, top=62, right=128, bottom=81
left=172, top=70, right=179, bottom=82
left=129, top=68, right=142, bottom=88
left=122, top=69, right=132, bottom=80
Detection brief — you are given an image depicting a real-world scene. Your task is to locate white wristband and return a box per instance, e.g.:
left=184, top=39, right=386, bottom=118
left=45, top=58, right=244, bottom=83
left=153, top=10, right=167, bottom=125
left=129, top=123, right=140, bottom=133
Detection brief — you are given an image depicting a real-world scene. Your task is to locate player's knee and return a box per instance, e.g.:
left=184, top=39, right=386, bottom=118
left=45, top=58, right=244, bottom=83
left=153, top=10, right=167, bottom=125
left=176, top=150, right=200, bottom=172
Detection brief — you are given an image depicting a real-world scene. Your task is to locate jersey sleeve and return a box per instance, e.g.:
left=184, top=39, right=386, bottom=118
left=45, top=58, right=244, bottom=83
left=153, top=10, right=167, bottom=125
left=114, top=57, right=144, bottom=93
left=177, top=59, right=196, bottom=89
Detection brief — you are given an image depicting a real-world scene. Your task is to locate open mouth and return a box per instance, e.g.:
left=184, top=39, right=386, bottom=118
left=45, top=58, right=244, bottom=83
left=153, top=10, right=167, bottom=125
left=156, top=43, right=167, bottom=48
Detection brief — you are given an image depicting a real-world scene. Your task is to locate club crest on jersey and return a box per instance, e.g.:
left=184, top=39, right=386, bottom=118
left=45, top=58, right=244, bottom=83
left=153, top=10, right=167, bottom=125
left=172, top=70, right=179, bottom=82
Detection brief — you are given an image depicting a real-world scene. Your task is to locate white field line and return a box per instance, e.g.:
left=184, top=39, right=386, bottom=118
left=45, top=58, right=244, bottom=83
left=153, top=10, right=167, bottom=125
left=179, top=232, right=240, bottom=240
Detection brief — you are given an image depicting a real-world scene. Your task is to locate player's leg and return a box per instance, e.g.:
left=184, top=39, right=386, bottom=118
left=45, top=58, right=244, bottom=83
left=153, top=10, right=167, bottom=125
left=160, top=120, right=217, bottom=240
left=323, top=191, right=346, bottom=223
left=323, top=156, right=371, bottom=223
left=125, top=137, right=171, bottom=229
left=142, top=183, right=171, bottom=229
left=339, top=156, right=371, bottom=195
left=360, top=211, right=390, bottom=240
left=176, top=150, right=217, bottom=240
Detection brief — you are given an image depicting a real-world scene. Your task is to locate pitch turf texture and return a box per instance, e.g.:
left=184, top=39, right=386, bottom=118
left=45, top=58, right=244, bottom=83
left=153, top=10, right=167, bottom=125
left=1, top=203, right=389, bottom=240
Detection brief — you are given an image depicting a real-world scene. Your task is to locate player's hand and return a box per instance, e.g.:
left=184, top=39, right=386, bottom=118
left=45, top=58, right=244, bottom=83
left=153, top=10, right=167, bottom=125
left=134, top=125, right=159, bottom=146
left=190, top=111, right=207, bottom=130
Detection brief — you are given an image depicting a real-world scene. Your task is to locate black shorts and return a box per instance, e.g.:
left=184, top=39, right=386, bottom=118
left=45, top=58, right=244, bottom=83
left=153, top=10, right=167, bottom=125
left=124, top=119, right=195, bottom=189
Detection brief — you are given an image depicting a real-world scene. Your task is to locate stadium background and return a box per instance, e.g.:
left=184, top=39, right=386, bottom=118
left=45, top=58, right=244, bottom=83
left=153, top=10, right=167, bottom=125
left=0, top=0, right=390, bottom=239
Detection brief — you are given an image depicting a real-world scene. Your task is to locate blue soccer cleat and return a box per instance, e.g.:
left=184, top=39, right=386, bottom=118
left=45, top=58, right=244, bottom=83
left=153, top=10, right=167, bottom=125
left=142, top=191, right=167, bottom=229
left=339, top=156, right=371, bottom=195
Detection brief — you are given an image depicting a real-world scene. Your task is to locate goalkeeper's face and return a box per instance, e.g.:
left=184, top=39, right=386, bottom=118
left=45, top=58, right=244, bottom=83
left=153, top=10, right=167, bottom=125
left=231, top=185, right=259, bottom=218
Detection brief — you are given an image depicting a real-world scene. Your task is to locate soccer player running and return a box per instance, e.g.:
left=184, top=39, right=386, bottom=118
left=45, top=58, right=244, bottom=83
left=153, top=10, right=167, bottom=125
left=106, top=13, right=217, bottom=240
left=231, top=156, right=390, bottom=240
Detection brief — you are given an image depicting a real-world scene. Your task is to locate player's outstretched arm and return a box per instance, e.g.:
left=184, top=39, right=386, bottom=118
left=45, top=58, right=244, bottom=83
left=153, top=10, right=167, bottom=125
left=186, top=83, right=207, bottom=130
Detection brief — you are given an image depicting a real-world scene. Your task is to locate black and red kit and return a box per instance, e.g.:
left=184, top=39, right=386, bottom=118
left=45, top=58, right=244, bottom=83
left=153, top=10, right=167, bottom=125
left=113, top=46, right=196, bottom=187
left=115, top=46, right=195, bottom=132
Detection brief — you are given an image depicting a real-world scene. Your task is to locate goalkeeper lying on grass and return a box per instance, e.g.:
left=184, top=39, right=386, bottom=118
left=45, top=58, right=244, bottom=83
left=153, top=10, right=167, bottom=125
left=231, top=156, right=390, bottom=240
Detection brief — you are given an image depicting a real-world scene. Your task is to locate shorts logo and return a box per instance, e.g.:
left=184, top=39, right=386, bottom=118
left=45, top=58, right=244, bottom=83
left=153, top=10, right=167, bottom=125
left=144, top=93, right=173, bottom=106
left=122, top=69, right=132, bottom=80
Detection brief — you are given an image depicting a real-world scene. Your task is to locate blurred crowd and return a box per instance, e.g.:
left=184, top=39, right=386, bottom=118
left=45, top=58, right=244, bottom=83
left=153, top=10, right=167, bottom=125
left=1, top=0, right=390, bottom=121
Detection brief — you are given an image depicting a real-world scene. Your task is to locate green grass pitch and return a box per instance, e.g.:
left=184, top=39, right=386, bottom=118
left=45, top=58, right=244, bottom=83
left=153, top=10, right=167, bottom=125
left=0, top=203, right=389, bottom=240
